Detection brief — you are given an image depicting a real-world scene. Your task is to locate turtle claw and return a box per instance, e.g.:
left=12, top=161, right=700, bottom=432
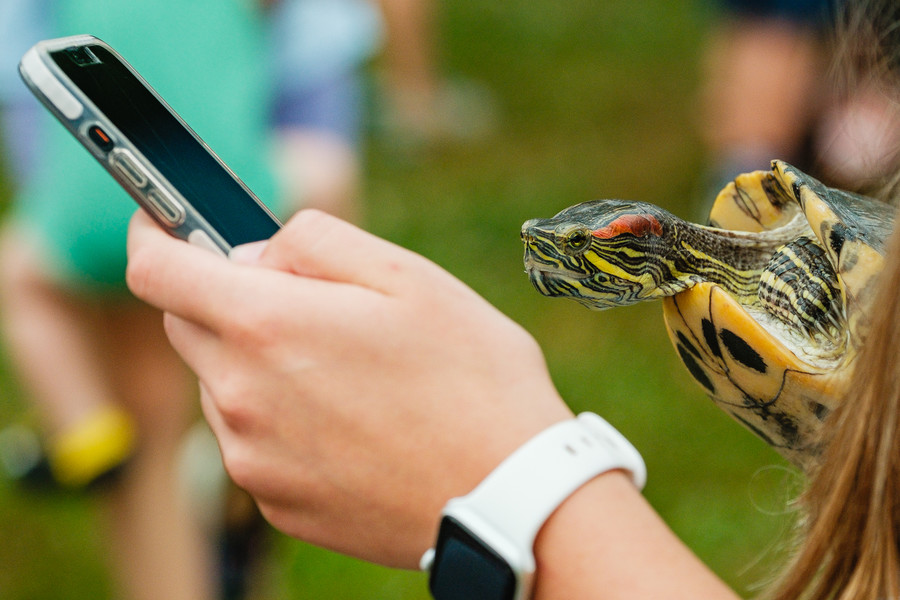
left=708, top=166, right=800, bottom=232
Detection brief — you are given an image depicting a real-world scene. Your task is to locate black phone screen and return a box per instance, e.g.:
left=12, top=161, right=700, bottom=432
left=51, top=44, right=280, bottom=246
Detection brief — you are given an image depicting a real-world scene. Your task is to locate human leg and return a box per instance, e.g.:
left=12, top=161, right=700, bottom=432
left=94, top=301, right=215, bottom=600
left=0, top=226, right=135, bottom=486
left=699, top=16, right=824, bottom=182
left=0, top=224, right=215, bottom=600
left=373, top=0, right=496, bottom=146
left=271, top=71, right=365, bottom=221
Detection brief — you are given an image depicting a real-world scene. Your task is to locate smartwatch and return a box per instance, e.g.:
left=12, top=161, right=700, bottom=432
left=420, top=412, right=646, bottom=600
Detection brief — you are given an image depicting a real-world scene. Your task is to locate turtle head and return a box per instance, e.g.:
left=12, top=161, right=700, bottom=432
left=522, top=199, right=688, bottom=309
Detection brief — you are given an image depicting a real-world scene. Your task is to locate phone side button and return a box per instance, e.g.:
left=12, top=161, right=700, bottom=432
left=110, top=152, right=148, bottom=188
left=88, top=125, right=115, bottom=152
left=146, top=189, right=186, bottom=227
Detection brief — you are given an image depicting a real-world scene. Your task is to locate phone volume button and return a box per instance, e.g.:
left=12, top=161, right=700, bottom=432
left=110, top=151, right=148, bottom=188
left=146, top=188, right=186, bottom=227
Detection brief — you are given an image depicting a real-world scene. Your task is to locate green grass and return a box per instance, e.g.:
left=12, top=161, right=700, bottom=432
left=0, top=1, right=800, bottom=598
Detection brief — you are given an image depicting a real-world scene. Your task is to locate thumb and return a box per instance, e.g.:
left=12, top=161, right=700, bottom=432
left=228, top=240, right=269, bottom=265
left=255, top=210, right=436, bottom=296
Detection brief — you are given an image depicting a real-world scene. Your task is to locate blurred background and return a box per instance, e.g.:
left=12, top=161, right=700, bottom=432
left=1, top=0, right=866, bottom=597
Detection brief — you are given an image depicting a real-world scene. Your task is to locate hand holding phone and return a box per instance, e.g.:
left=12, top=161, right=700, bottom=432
left=19, top=35, right=282, bottom=256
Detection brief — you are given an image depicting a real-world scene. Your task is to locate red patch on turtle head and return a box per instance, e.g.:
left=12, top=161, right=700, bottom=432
left=592, top=214, right=663, bottom=239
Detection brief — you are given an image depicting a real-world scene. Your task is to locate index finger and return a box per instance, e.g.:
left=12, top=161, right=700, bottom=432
left=126, top=211, right=269, bottom=329
left=126, top=210, right=383, bottom=335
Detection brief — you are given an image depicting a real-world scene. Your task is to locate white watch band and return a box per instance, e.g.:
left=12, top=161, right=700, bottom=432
left=421, top=412, right=645, bottom=576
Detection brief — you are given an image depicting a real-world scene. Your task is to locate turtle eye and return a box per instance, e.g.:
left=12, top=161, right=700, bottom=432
left=563, top=229, right=590, bottom=255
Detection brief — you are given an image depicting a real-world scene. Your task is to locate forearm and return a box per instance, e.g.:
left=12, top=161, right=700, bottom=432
left=127, top=211, right=740, bottom=595
left=533, top=472, right=739, bottom=600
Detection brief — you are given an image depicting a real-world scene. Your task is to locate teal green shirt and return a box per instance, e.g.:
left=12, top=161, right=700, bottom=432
left=15, top=0, right=277, bottom=293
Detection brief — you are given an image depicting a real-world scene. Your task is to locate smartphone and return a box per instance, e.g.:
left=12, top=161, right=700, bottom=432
left=18, top=35, right=281, bottom=255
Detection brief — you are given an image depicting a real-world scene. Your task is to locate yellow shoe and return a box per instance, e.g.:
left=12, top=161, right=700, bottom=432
left=48, top=406, right=136, bottom=488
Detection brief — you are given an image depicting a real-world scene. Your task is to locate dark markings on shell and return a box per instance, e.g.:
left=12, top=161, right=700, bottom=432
left=733, top=414, right=777, bottom=447
left=808, top=400, right=830, bottom=421
left=763, top=170, right=794, bottom=208
left=677, top=331, right=702, bottom=359
left=677, top=343, right=715, bottom=394
left=720, top=329, right=767, bottom=373
left=731, top=186, right=762, bottom=227
left=776, top=413, right=800, bottom=446
left=829, top=225, right=846, bottom=256
left=741, top=392, right=801, bottom=447
left=796, top=167, right=893, bottom=254
left=701, top=318, right=721, bottom=359
left=669, top=296, right=808, bottom=454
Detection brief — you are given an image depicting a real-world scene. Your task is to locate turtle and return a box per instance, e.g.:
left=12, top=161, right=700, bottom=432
left=520, top=160, right=895, bottom=471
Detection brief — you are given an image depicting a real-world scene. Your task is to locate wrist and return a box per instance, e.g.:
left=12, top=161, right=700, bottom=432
left=422, top=412, right=645, bottom=600
left=531, top=471, right=641, bottom=599
left=532, top=469, right=740, bottom=600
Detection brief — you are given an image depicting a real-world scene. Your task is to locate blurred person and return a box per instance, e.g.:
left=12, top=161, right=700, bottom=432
left=814, top=1, right=900, bottom=191
left=373, top=0, right=498, bottom=151
left=0, top=2, right=275, bottom=599
left=0, top=0, right=49, bottom=183
left=266, top=0, right=383, bottom=223
left=699, top=0, right=831, bottom=198
left=699, top=0, right=900, bottom=200
left=375, top=0, right=441, bottom=139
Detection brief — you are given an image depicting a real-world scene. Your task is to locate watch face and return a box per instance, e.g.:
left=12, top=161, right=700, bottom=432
left=429, top=517, right=517, bottom=600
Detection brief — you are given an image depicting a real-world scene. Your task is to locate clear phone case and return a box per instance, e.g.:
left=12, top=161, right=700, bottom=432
left=18, top=35, right=281, bottom=254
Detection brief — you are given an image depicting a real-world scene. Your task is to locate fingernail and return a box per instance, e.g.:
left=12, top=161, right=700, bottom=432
left=228, top=240, right=268, bottom=265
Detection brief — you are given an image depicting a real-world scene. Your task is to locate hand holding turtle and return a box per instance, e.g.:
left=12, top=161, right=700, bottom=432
left=126, top=208, right=573, bottom=568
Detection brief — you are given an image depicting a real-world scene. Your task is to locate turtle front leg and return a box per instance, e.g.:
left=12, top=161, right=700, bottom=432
left=758, top=236, right=847, bottom=351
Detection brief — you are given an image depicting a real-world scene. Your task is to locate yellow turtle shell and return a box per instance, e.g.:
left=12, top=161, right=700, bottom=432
left=663, top=160, right=893, bottom=470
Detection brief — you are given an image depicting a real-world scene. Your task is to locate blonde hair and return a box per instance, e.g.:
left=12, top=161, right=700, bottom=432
left=767, top=2, right=900, bottom=598
left=768, top=214, right=900, bottom=599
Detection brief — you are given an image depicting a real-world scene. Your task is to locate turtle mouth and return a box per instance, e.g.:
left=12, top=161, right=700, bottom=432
left=523, top=247, right=586, bottom=284
left=525, top=262, right=610, bottom=307
left=524, top=261, right=644, bottom=309
left=524, top=261, right=583, bottom=279
left=525, top=263, right=586, bottom=295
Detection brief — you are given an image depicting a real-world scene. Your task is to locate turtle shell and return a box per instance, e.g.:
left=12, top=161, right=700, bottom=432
left=662, top=160, right=894, bottom=470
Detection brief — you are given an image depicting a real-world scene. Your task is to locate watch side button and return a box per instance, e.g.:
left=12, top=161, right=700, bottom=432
left=420, top=548, right=436, bottom=572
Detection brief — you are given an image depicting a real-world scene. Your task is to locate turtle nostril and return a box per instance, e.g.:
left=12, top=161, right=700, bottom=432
left=521, top=224, right=539, bottom=245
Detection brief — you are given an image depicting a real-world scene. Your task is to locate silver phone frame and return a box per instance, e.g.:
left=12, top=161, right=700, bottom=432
left=18, top=34, right=282, bottom=255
